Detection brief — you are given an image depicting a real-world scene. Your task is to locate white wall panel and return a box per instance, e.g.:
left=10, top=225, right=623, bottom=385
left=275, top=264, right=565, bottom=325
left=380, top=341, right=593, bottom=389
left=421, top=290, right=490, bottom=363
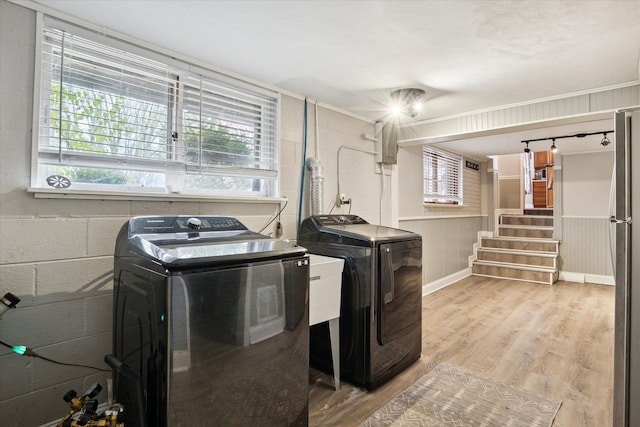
left=561, top=217, right=613, bottom=276
left=403, top=86, right=638, bottom=139
left=562, top=151, right=614, bottom=217
left=398, top=145, right=482, bottom=218
left=400, top=216, right=483, bottom=285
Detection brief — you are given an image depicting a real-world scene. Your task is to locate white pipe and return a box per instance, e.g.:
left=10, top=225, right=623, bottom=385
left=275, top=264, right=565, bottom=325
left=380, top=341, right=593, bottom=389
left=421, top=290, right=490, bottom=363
left=315, top=101, right=320, bottom=161
left=335, top=145, right=378, bottom=216
left=380, top=165, right=385, bottom=225
left=337, top=145, right=376, bottom=196
left=306, top=157, right=324, bottom=216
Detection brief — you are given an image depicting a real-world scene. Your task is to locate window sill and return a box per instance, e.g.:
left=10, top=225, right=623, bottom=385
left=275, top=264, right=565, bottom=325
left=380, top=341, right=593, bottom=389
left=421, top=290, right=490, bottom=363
left=27, top=187, right=286, bottom=204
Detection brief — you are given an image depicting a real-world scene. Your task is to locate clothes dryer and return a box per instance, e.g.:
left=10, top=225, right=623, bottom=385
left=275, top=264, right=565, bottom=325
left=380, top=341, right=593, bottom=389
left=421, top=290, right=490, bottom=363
left=298, top=214, right=422, bottom=389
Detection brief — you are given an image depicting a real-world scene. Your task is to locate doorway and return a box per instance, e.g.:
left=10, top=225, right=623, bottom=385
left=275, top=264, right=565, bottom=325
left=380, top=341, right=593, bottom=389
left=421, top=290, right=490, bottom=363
left=526, top=151, right=555, bottom=209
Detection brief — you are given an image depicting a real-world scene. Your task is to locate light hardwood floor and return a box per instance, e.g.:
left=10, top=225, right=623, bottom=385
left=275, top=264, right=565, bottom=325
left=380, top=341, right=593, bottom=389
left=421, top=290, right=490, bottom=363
left=309, top=276, right=614, bottom=426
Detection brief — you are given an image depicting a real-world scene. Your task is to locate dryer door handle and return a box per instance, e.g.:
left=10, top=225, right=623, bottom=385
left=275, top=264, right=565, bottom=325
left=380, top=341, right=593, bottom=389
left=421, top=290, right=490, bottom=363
left=381, top=247, right=395, bottom=304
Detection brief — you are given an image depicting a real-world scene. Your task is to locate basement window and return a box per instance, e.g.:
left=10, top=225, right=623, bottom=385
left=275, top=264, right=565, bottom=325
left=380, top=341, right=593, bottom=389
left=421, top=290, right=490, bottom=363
left=32, top=18, right=279, bottom=198
left=423, top=146, right=463, bottom=205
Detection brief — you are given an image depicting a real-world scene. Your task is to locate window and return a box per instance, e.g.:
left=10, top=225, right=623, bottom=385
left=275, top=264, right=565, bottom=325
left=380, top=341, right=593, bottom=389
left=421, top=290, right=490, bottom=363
left=34, top=21, right=278, bottom=198
left=423, top=146, right=463, bottom=205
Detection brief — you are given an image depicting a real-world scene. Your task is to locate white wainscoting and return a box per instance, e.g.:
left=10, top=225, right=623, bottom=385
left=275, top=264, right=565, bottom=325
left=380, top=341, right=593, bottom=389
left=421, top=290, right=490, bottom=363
left=560, top=216, right=613, bottom=277
left=400, top=215, right=484, bottom=290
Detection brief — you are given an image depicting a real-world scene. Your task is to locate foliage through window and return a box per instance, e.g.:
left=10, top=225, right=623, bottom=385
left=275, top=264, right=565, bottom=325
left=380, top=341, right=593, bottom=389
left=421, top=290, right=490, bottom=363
left=35, top=21, right=278, bottom=197
left=423, top=146, right=463, bottom=205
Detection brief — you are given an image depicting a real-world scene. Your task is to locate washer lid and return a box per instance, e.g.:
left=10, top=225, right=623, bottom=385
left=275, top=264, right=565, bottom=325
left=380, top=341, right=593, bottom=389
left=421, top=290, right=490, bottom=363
left=133, top=235, right=305, bottom=267
left=120, top=215, right=306, bottom=267
left=322, top=223, right=418, bottom=242
left=301, top=215, right=420, bottom=245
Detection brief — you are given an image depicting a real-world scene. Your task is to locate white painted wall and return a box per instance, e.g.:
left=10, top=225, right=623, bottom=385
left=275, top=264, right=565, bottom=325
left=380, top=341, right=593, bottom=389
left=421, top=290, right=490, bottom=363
left=396, top=145, right=485, bottom=290
left=559, top=150, right=615, bottom=278
left=0, top=2, right=382, bottom=425
left=397, top=145, right=482, bottom=218
left=496, top=153, right=523, bottom=210
left=562, top=151, right=614, bottom=217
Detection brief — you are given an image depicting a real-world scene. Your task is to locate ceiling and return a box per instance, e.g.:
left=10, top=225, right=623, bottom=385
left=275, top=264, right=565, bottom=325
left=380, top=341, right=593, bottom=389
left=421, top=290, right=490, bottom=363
left=31, top=0, right=640, bottom=157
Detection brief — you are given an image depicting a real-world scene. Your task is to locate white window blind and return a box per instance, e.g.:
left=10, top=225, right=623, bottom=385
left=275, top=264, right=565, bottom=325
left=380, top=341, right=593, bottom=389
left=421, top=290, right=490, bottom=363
left=423, top=146, right=463, bottom=204
left=35, top=24, right=278, bottom=197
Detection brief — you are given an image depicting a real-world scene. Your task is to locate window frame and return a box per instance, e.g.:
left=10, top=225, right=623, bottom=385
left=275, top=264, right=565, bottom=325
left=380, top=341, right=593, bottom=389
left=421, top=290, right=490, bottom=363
left=30, top=14, right=280, bottom=201
left=422, top=145, right=463, bottom=206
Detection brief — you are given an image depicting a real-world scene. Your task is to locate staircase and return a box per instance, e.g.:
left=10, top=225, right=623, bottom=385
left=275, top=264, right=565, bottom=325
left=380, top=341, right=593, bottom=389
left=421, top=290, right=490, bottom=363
left=472, top=209, right=559, bottom=285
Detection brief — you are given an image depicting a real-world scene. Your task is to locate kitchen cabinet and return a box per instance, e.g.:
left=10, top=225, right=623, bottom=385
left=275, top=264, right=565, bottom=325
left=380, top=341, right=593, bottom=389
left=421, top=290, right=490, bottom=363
left=533, top=181, right=547, bottom=208
left=546, top=166, right=554, bottom=208
left=534, top=151, right=554, bottom=169
left=532, top=152, right=554, bottom=208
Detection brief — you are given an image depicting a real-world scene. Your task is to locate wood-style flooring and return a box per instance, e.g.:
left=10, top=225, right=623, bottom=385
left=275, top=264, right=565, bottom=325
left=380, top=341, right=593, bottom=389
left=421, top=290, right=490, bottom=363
left=309, top=276, right=614, bottom=426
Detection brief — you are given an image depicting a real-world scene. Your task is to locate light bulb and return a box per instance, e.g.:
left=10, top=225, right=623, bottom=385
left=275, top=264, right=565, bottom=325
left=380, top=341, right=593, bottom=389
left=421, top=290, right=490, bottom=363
left=390, top=104, right=403, bottom=116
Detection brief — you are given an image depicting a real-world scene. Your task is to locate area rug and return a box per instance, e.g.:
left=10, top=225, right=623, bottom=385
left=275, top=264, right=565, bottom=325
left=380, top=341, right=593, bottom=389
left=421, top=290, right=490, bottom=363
left=360, top=363, right=562, bottom=427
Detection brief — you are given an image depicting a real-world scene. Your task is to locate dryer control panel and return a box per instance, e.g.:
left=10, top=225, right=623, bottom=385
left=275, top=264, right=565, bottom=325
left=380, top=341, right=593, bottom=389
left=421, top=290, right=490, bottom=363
left=314, top=215, right=369, bottom=226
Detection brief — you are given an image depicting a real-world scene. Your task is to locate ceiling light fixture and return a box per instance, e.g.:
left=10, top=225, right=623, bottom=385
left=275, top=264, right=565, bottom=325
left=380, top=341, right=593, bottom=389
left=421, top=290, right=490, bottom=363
left=390, top=88, right=426, bottom=118
left=523, top=142, right=530, bottom=153
left=550, top=138, right=558, bottom=153
left=601, top=133, right=611, bottom=146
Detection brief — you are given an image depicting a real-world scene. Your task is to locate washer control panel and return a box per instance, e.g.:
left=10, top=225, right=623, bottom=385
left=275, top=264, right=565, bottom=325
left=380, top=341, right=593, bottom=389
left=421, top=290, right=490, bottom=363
left=129, top=216, right=248, bottom=235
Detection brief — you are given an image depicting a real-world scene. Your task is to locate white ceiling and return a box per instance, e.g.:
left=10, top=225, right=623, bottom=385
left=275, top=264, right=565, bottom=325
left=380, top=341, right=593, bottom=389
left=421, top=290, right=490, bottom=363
left=31, top=0, right=640, bottom=157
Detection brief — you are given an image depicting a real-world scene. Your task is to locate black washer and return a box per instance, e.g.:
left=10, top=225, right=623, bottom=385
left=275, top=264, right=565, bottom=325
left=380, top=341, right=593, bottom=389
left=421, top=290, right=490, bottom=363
left=112, top=215, right=309, bottom=426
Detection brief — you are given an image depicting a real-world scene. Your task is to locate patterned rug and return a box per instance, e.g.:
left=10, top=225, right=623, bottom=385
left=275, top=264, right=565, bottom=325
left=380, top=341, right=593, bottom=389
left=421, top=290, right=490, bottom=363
left=360, top=363, right=562, bottom=427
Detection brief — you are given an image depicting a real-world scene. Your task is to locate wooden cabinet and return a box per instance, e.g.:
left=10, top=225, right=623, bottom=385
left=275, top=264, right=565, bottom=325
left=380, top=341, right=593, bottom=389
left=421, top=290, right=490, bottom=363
left=546, top=166, right=554, bottom=208
left=533, top=181, right=547, bottom=208
left=534, top=151, right=554, bottom=169
left=532, top=151, right=554, bottom=208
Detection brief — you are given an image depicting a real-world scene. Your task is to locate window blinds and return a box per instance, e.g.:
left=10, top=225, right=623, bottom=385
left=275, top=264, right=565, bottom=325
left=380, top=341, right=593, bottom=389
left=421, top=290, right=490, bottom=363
left=37, top=24, right=278, bottom=196
left=422, top=146, right=463, bottom=204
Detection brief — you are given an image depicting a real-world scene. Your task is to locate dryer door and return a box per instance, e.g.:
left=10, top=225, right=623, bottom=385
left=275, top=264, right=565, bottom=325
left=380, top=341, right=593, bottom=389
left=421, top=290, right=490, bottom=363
left=378, top=240, right=422, bottom=344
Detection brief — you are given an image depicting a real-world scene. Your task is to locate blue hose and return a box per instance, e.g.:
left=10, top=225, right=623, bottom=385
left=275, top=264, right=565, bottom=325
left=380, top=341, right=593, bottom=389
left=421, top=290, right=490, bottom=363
left=296, top=98, right=308, bottom=242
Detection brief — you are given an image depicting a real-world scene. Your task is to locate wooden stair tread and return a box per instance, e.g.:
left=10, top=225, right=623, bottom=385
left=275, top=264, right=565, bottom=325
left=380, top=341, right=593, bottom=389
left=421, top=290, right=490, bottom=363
left=476, top=247, right=558, bottom=257
left=499, top=224, right=553, bottom=230
left=473, top=260, right=557, bottom=272
left=483, top=236, right=560, bottom=244
left=501, top=214, right=552, bottom=219
left=473, top=212, right=559, bottom=284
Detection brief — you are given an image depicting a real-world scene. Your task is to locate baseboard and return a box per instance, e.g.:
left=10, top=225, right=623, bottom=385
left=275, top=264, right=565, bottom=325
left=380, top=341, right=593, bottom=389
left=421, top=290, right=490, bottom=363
left=558, top=271, right=615, bottom=286
left=423, top=268, right=472, bottom=296
left=469, top=231, right=494, bottom=267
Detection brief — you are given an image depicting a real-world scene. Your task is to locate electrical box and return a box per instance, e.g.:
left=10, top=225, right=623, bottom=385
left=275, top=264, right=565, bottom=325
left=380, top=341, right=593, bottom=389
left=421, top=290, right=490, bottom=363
left=377, top=122, right=398, bottom=164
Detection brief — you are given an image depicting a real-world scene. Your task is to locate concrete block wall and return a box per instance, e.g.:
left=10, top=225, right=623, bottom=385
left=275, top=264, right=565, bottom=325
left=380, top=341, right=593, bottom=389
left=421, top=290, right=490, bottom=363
left=0, top=2, right=380, bottom=425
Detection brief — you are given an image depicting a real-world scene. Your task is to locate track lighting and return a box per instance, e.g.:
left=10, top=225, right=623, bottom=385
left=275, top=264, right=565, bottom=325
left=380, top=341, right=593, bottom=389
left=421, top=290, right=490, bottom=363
left=390, top=88, right=426, bottom=118
left=520, top=129, right=613, bottom=153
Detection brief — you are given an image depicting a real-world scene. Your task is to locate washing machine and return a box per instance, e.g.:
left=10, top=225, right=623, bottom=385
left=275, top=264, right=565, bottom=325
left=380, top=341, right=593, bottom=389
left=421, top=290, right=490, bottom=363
left=298, top=214, right=422, bottom=389
left=111, top=215, right=309, bottom=426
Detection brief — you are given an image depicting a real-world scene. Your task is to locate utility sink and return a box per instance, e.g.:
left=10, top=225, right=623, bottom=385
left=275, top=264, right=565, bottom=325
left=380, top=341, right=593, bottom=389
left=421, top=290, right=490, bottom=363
left=309, top=254, right=344, bottom=390
left=309, top=254, right=344, bottom=325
